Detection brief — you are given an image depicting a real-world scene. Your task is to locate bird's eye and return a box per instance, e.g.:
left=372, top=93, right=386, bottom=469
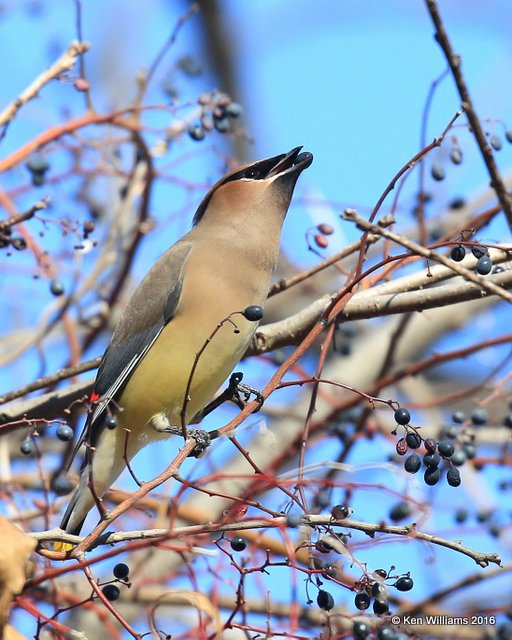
left=244, top=168, right=259, bottom=179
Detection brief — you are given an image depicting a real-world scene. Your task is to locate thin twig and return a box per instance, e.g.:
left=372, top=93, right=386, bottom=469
left=0, top=41, right=90, bottom=128
left=343, top=209, right=512, bottom=304
left=35, top=514, right=501, bottom=567
left=425, top=0, right=512, bottom=230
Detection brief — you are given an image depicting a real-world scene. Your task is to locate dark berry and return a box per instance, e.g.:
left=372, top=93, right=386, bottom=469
left=389, top=501, right=412, bottom=522
left=424, top=438, right=437, bottom=453
left=449, top=197, right=466, bottom=209
left=394, top=576, right=413, bottom=591
left=353, top=620, right=371, bottom=639
left=316, top=540, right=332, bottom=554
left=314, top=489, right=331, bottom=509
left=476, top=255, right=492, bottom=275
left=56, top=424, right=74, bottom=442
left=371, top=582, right=388, bottom=599
left=214, top=117, right=230, bottom=133
left=404, top=453, right=421, bottom=473
left=477, top=509, right=493, bottom=523
left=446, top=467, right=461, bottom=487
left=423, top=452, right=441, bottom=468
left=50, top=280, right=65, bottom=296
left=394, top=407, right=410, bottom=425
left=11, top=237, right=27, bottom=250
left=83, top=220, right=95, bottom=235
left=437, top=440, right=454, bottom=457
left=471, top=408, right=487, bottom=425
left=377, top=626, right=396, bottom=640
left=51, top=476, right=73, bottom=496
left=463, top=443, right=476, bottom=459
left=225, top=102, right=243, bottom=118
left=431, top=162, right=446, bottom=181
left=506, top=130, right=512, bottom=144
left=455, top=508, right=468, bottom=523
left=471, top=245, right=489, bottom=259
left=188, top=125, right=205, bottom=141
left=490, top=134, right=502, bottom=151
left=450, top=245, right=466, bottom=262
left=105, top=415, right=118, bottom=429
left=449, top=148, right=463, bottom=165
left=113, top=563, right=130, bottom=580
left=20, top=438, right=34, bottom=456
left=424, top=466, right=441, bottom=486
left=396, top=438, right=408, bottom=455
left=443, top=424, right=459, bottom=439
left=406, top=432, right=421, bottom=449
left=373, top=598, right=389, bottom=615
left=316, top=589, right=334, bottom=611
left=331, top=504, right=349, bottom=519
left=230, top=536, right=247, bottom=552
left=242, top=305, right=264, bottom=322
left=286, top=513, right=302, bottom=528
left=354, top=591, right=371, bottom=610
left=101, top=584, right=120, bottom=601
left=452, top=411, right=466, bottom=423
left=450, top=449, right=467, bottom=466
left=26, top=155, right=50, bottom=174
left=323, top=564, right=337, bottom=579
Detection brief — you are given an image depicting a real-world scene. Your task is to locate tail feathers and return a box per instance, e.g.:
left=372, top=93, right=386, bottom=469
left=54, top=485, right=86, bottom=553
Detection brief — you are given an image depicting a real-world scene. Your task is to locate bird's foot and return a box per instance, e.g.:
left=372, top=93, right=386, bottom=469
left=149, top=414, right=181, bottom=436
left=187, top=429, right=211, bottom=458
left=195, top=372, right=264, bottom=421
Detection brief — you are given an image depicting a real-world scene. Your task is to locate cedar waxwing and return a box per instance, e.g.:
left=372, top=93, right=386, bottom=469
left=55, top=146, right=313, bottom=551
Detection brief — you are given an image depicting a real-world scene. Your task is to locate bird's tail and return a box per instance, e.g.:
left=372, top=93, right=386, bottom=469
left=54, top=472, right=89, bottom=553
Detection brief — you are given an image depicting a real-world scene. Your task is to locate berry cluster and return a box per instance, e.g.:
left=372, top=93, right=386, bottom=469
left=188, top=92, right=243, bottom=141
left=431, top=129, right=512, bottom=182
left=0, top=224, right=27, bottom=252
left=353, top=567, right=414, bottom=617
left=101, top=563, right=130, bottom=602
left=393, top=408, right=462, bottom=487
left=450, top=242, right=495, bottom=275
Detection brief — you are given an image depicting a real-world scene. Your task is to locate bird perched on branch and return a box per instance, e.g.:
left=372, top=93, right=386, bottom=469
left=55, top=146, right=313, bottom=552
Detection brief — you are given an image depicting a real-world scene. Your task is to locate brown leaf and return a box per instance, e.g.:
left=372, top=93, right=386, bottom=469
left=0, top=518, right=36, bottom=638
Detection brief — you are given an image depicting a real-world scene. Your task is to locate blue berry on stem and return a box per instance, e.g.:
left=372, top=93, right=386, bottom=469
left=51, top=476, right=73, bottom=495
left=56, top=424, right=74, bottom=442
left=404, top=453, right=421, bottom=473
left=242, top=305, right=264, bottom=322
left=373, top=598, right=389, bottom=615
left=354, top=591, right=370, bottom=610
left=113, top=563, right=130, bottom=580
left=424, top=467, right=441, bottom=486
left=101, top=584, right=120, bottom=601
left=20, top=438, right=34, bottom=456
left=450, top=245, right=465, bottom=262
left=471, top=409, right=487, bottom=425
left=317, top=589, right=335, bottom=611
left=230, top=536, right=247, bottom=552
left=437, top=440, right=454, bottom=457
left=394, top=407, right=410, bottom=425
left=405, top=432, right=421, bottom=449
left=446, top=467, right=461, bottom=487
left=353, top=620, right=370, bottom=639
left=394, top=576, right=413, bottom=591
left=476, top=255, right=492, bottom=275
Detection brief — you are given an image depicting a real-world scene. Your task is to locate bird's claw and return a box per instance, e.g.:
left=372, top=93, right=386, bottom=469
left=187, top=429, right=211, bottom=458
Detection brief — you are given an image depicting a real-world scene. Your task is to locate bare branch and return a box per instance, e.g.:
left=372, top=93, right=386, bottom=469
left=0, top=41, right=90, bottom=127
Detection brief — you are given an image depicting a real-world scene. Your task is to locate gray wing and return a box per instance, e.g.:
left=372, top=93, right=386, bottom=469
left=66, top=241, right=192, bottom=469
